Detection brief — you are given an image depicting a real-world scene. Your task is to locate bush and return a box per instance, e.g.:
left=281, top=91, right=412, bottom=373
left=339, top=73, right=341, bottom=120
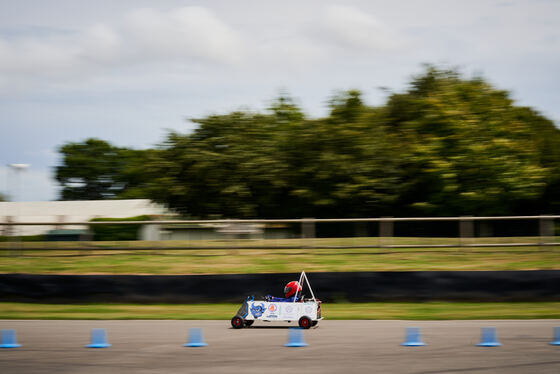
left=89, top=215, right=150, bottom=241
left=0, top=235, right=46, bottom=242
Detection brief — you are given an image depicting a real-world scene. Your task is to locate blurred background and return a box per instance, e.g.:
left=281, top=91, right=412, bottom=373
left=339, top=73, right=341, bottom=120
left=1, top=0, right=560, bottom=319
left=1, top=0, right=559, bottom=203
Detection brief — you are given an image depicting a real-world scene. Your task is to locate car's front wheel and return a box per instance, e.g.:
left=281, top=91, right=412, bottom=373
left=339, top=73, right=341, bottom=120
left=244, top=320, right=254, bottom=327
left=231, top=316, right=244, bottom=329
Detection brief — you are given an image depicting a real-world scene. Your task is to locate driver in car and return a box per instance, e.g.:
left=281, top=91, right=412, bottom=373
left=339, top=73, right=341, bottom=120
left=266, top=281, right=302, bottom=302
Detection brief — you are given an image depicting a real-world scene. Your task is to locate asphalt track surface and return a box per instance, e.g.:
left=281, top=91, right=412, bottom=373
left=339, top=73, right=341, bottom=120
left=1, top=320, right=560, bottom=373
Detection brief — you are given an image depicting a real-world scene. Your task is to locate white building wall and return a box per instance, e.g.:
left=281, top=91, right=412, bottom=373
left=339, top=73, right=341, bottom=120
left=0, top=199, right=169, bottom=236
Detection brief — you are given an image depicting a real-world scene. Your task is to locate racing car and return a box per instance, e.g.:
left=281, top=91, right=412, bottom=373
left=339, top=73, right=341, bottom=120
left=231, top=271, right=322, bottom=329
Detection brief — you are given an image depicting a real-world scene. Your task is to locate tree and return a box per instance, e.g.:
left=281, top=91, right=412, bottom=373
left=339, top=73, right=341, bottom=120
left=56, top=138, right=150, bottom=200
left=384, top=67, right=554, bottom=215
left=145, top=110, right=291, bottom=218
left=145, top=92, right=402, bottom=218
left=328, top=89, right=365, bottom=123
left=114, top=148, right=158, bottom=199
left=54, top=66, right=560, bottom=217
left=274, top=93, right=402, bottom=217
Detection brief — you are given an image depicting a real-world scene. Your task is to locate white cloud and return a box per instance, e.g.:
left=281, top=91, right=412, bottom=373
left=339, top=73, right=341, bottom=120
left=0, top=5, right=244, bottom=88
left=321, top=5, right=404, bottom=51
left=125, top=7, right=243, bottom=65
left=0, top=35, right=79, bottom=76
left=0, top=4, right=410, bottom=94
left=80, top=23, right=121, bottom=63
left=248, top=34, right=329, bottom=75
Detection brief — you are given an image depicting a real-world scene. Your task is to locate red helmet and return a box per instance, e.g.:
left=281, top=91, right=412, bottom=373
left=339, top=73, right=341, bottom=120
left=284, top=281, right=302, bottom=298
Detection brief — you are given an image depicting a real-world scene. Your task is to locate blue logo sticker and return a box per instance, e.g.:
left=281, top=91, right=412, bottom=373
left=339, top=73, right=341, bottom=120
left=250, top=303, right=266, bottom=318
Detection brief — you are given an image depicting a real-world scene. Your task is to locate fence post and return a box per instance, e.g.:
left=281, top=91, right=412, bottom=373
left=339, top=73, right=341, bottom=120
left=301, top=218, right=315, bottom=248
left=1, top=216, right=13, bottom=237
left=55, top=215, right=65, bottom=230
left=379, top=217, right=393, bottom=247
left=4, top=215, right=23, bottom=257
left=539, top=215, right=554, bottom=246
left=459, top=216, right=473, bottom=247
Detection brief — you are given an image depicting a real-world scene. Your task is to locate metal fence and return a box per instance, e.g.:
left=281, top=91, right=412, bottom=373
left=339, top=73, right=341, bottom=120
left=1, top=215, right=559, bottom=250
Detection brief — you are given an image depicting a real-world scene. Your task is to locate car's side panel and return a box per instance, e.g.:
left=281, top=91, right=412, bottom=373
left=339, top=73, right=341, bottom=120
left=244, top=301, right=318, bottom=321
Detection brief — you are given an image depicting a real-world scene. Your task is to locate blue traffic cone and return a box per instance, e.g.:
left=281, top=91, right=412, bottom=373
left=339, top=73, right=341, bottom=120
left=550, top=327, right=560, bottom=346
left=401, top=327, right=426, bottom=346
left=284, top=328, right=308, bottom=347
left=0, top=329, right=22, bottom=348
left=184, top=328, right=208, bottom=347
left=86, top=328, right=112, bottom=348
left=477, top=327, right=502, bottom=347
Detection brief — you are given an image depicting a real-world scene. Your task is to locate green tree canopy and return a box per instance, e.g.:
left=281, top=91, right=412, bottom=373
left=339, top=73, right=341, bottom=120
left=384, top=67, right=555, bottom=215
left=56, top=138, right=151, bottom=200
left=55, top=66, right=560, bottom=217
left=143, top=93, right=402, bottom=218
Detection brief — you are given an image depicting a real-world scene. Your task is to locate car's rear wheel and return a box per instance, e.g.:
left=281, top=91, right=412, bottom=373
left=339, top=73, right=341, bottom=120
left=244, top=320, right=254, bottom=327
left=298, top=316, right=312, bottom=329
left=231, top=316, right=244, bottom=329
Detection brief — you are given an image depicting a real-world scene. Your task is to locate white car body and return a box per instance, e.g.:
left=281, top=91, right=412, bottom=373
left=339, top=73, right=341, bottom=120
left=231, top=271, right=323, bottom=328
left=243, top=300, right=321, bottom=322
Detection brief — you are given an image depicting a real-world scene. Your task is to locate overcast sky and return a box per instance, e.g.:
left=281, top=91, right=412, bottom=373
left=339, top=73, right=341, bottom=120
left=0, top=0, right=559, bottom=202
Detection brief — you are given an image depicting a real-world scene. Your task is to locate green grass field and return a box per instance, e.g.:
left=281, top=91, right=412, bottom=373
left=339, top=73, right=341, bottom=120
left=0, top=242, right=558, bottom=274
left=1, top=302, right=559, bottom=320
left=2, top=238, right=558, bottom=320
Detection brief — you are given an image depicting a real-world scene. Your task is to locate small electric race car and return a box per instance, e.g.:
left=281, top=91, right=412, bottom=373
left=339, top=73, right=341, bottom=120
left=231, top=271, right=322, bottom=329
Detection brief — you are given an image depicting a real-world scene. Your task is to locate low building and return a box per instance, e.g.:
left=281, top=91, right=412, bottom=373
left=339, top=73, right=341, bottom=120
left=0, top=199, right=169, bottom=237
left=0, top=200, right=297, bottom=241
left=142, top=222, right=294, bottom=241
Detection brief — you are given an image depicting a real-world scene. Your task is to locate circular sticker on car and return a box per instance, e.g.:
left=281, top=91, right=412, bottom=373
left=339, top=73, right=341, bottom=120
left=268, top=304, right=278, bottom=312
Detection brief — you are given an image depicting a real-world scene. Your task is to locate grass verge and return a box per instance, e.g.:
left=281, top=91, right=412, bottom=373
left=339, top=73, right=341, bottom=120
left=1, top=302, right=559, bottom=320
left=1, top=244, right=559, bottom=274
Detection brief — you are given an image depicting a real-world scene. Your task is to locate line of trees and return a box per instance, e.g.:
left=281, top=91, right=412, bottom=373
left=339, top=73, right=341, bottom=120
left=56, top=67, right=560, bottom=218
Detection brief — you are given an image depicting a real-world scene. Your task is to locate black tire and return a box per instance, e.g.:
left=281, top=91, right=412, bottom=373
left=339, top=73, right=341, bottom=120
left=311, top=320, right=318, bottom=327
left=298, top=316, right=312, bottom=329
left=244, top=320, right=254, bottom=327
left=231, top=316, right=244, bottom=329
